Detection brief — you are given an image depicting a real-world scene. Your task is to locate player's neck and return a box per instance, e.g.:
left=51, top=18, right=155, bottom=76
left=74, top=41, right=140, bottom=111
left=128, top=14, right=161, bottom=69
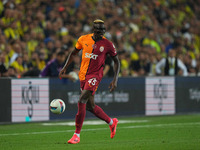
left=92, top=34, right=103, bottom=42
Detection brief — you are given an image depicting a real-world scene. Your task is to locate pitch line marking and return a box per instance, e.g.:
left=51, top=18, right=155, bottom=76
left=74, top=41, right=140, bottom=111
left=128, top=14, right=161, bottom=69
left=0, top=122, right=200, bottom=137
left=41, top=120, right=149, bottom=126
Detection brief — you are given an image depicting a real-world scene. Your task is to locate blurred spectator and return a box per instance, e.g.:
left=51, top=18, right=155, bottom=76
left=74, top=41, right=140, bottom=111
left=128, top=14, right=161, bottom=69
left=0, top=0, right=199, bottom=78
left=22, top=51, right=41, bottom=77
left=28, top=52, right=40, bottom=70
left=183, top=53, right=196, bottom=76
left=40, top=51, right=65, bottom=77
left=196, top=56, right=200, bottom=76
left=118, top=51, right=131, bottom=76
left=22, top=52, right=29, bottom=71
left=149, top=54, right=157, bottom=76
left=143, top=31, right=161, bottom=53
left=0, top=51, right=7, bottom=76
left=38, top=51, right=46, bottom=70
left=121, top=68, right=130, bottom=77
left=10, top=55, right=27, bottom=76
left=5, top=66, right=17, bottom=77
left=163, top=36, right=173, bottom=54
left=40, top=51, right=75, bottom=81
left=0, top=35, right=6, bottom=51
left=40, top=51, right=78, bottom=81
left=9, top=41, right=22, bottom=64
left=156, top=49, right=188, bottom=76
left=131, top=51, right=150, bottom=76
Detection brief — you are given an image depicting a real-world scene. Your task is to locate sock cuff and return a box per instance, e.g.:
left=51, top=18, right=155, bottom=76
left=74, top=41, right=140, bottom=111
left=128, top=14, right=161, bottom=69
left=108, top=118, right=113, bottom=125
left=74, top=133, right=80, bottom=138
left=78, top=102, right=86, bottom=107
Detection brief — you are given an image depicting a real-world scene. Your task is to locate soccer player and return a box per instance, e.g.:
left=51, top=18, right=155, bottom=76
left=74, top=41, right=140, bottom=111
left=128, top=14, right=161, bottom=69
left=59, top=19, right=120, bottom=144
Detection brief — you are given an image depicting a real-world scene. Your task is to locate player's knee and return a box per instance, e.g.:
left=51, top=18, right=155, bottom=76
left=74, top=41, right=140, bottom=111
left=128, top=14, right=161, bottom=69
left=79, top=92, right=90, bottom=104
left=86, top=103, right=95, bottom=111
left=91, top=103, right=95, bottom=110
left=78, top=98, right=87, bottom=104
left=86, top=105, right=92, bottom=111
left=79, top=94, right=88, bottom=104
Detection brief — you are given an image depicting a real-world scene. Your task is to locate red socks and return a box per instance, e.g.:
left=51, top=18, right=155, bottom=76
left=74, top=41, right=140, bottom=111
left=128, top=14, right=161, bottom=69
left=75, top=103, right=111, bottom=134
left=75, top=102, right=86, bottom=134
left=90, top=105, right=111, bottom=124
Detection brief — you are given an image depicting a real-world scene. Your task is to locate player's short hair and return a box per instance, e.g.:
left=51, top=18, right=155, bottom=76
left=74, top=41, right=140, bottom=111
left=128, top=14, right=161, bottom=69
left=93, top=19, right=104, bottom=24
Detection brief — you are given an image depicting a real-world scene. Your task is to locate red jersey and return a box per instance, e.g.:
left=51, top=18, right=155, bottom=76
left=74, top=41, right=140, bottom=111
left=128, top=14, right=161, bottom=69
left=75, top=33, right=117, bottom=81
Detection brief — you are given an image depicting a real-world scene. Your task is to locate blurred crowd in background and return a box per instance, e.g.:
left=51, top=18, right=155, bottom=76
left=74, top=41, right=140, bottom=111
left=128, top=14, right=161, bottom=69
left=0, top=0, right=200, bottom=79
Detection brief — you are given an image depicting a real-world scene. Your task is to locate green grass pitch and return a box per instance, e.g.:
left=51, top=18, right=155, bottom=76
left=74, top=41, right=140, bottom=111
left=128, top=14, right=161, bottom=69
left=0, top=114, right=200, bottom=150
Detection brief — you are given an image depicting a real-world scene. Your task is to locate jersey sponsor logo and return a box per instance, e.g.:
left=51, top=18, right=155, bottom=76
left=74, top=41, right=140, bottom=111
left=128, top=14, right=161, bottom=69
left=85, top=53, right=98, bottom=60
left=100, top=46, right=104, bottom=52
left=88, top=78, right=97, bottom=87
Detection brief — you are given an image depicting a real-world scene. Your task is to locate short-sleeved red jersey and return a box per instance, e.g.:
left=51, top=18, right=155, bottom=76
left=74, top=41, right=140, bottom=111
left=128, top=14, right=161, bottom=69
left=75, top=33, right=117, bottom=81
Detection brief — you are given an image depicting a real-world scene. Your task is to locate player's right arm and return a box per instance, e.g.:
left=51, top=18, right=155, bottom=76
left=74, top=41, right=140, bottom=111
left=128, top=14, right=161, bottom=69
left=59, top=48, right=80, bottom=78
left=59, top=36, right=83, bottom=78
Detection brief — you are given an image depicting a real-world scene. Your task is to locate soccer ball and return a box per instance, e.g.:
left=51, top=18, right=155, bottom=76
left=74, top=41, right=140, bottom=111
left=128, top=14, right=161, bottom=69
left=50, top=99, right=66, bottom=114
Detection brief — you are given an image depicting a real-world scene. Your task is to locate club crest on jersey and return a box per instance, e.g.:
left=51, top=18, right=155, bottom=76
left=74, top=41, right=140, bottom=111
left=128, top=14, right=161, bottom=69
left=88, top=78, right=97, bottom=87
left=92, top=44, right=97, bottom=49
left=99, top=46, right=104, bottom=52
left=85, top=53, right=98, bottom=60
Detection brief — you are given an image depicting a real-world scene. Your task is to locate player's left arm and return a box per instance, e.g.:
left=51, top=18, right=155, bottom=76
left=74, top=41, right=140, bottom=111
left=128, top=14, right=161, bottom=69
left=109, top=55, right=120, bottom=92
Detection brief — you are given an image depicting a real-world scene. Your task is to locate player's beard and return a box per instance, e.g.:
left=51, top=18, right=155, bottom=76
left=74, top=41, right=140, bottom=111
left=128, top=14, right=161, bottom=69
left=93, top=31, right=104, bottom=41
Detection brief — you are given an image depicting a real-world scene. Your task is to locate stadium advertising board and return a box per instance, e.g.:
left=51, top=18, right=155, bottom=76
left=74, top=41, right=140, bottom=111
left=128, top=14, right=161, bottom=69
left=67, top=91, right=129, bottom=105
left=176, top=77, right=200, bottom=113
left=0, top=79, right=11, bottom=122
left=11, top=79, right=49, bottom=122
left=145, top=77, right=175, bottom=116
left=49, top=78, right=145, bottom=120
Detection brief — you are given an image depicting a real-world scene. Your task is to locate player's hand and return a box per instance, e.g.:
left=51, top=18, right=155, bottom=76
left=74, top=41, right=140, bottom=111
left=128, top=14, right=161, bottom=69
left=109, top=80, right=117, bottom=92
left=59, top=68, right=66, bottom=79
left=59, top=74, right=76, bottom=82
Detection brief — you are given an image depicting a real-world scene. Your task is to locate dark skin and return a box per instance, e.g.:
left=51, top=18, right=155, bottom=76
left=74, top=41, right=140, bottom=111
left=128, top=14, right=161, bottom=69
left=59, top=23, right=120, bottom=111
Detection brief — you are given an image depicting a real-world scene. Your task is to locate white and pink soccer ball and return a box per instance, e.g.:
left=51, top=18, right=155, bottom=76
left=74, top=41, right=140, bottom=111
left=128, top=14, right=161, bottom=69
left=50, top=99, right=66, bottom=114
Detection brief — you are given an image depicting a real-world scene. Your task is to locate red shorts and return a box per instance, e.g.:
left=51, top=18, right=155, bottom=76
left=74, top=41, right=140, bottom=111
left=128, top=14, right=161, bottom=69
left=80, top=77, right=99, bottom=95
